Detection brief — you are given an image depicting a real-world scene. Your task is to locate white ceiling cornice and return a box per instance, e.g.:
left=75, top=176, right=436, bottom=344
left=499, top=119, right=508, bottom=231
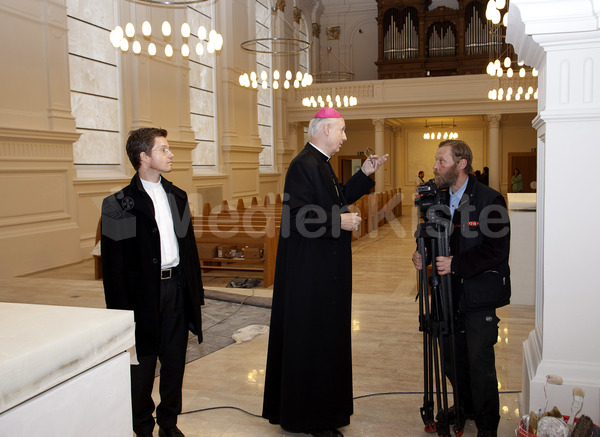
left=287, top=75, right=537, bottom=123
left=507, top=0, right=600, bottom=68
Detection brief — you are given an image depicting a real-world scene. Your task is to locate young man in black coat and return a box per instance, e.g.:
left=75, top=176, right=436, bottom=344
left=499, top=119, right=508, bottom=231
left=101, top=128, right=204, bottom=437
left=412, top=140, right=510, bottom=437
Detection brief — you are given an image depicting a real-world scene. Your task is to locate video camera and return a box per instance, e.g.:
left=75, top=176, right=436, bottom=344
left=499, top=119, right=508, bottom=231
left=414, top=179, right=449, bottom=218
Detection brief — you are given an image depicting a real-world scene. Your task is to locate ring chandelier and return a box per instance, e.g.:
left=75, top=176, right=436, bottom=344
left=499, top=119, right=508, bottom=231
left=109, top=22, right=223, bottom=58
left=484, top=0, right=538, bottom=101
left=312, top=46, right=355, bottom=84
left=423, top=120, right=458, bottom=140
left=238, top=6, right=312, bottom=90
left=128, top=0, right=209, bottom=4
left=424, top=132, right=459, bottom=140
left=488, top=83, right=538, bottom=101
left=301, top=94, right=358, bottom=108
left=239, top=69, right=313, bottom=90
left=108, top=0, right=222, bottom=58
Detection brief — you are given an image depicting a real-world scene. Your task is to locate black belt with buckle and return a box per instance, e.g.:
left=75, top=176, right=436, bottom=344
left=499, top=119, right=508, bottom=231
left=161, top=266, right=178, bottom=280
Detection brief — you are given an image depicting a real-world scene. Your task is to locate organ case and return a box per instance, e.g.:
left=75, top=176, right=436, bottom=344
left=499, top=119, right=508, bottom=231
left=376, top=0, right=506, bottom=79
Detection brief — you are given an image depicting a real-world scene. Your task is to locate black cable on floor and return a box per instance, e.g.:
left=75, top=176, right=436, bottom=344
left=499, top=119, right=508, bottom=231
left=179, top=390, right=522, bottom=418
left=201, top=287, right=257, bottom=332
left=351, top=223, right=399, bottom=255
left=180, top=405, right=263, bottom=418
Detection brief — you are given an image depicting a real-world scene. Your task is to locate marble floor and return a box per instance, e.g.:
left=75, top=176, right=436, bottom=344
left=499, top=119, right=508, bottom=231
left=2, top=207, right=535, bottom=437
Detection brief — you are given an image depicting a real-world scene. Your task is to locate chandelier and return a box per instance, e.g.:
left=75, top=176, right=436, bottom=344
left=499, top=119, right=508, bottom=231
left=238, top=6, right=312, bottom=90
left=108, top=0, right=223, bottom=58
left=423, top=120, right=459, bottom=140
left=239, top=69, right=313, bottom=90
left=312, top=46, right=355, bottom=83
left=484, top=0, right=538, bottom=101
left=301, top=94, right=358, bottom=108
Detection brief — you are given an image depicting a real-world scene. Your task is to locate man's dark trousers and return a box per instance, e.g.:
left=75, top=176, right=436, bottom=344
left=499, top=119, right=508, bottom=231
left=443, top=308, right=500, bottom=431
left=130, top=270, right=189, bottom=435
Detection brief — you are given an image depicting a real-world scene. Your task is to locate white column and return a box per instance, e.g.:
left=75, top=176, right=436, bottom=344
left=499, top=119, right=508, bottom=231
left=373, top=119, right=386, bottom=192
left=393, top=126, right=403, bottom=193
left=507, top=0, right=600, bottom=424
left=487, top=114, right=501, bottom=191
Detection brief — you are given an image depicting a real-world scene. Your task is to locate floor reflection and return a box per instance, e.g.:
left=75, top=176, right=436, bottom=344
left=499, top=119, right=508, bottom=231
left=5, top=206, right=535, bottom=436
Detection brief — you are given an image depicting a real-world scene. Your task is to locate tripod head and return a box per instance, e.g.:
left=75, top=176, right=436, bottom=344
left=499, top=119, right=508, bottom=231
left=414, top=179, right=451, bottom=239
left=414, top=179, right=449, bottom=215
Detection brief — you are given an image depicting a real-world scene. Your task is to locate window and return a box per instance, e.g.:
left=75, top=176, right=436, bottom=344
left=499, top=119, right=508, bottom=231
left=66, top=0, right=121, bottom=167
left=256, top=0, right=274, bottom=169
left=188, top=4, right=219, bottom=171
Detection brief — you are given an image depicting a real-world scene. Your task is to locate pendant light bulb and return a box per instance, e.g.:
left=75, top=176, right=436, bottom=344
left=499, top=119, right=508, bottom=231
left=162, top=21, right=171, bottom=37
left=125, top=22, right=135, bottom=38
left=132, top=40, right=141, bottom=54
left=181, top=23, right=191, bottom=38
left=142, top=21, right=152, bottom=37
left=110, top=27, right=123, bottom=48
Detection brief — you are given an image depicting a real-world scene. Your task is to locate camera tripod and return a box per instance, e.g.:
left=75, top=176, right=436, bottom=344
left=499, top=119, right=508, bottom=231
left=415, top=218, right=465, bottom=437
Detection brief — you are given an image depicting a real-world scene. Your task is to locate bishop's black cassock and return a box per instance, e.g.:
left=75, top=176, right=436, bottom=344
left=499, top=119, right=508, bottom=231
left=262, top=143, right=375, bottom=432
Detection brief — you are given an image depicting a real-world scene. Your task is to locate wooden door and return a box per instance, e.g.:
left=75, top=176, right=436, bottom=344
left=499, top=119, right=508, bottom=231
left=508, top=153, right=537, bottom=193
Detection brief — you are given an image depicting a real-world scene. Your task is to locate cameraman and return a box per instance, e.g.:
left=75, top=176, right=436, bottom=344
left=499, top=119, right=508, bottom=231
left=412, top=140, right=510, bottom=437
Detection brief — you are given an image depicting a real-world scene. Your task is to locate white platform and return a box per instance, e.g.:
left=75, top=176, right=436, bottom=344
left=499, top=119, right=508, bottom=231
left=0, top=303, right=135, bottom=436
left=508, top=193, right=536, bottom=306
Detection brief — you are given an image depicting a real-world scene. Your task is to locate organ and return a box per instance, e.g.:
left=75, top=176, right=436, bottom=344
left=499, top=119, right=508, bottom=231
left=376, top=0, right=506, bottom=79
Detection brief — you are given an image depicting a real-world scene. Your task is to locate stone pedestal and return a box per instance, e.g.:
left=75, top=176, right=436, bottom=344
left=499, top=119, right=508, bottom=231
left=0, top=303, right=135, bottom=436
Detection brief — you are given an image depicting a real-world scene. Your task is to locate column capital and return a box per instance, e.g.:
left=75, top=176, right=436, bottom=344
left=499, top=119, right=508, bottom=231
left=487, top=114, right=502, bottom=127
left=372, top=119, right=386, bottom=130
left=288, top=121, right=298, bottom=133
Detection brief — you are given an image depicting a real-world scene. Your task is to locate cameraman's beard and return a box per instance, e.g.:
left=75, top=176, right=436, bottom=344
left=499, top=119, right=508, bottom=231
left=434, top=163, right=459, bottom=188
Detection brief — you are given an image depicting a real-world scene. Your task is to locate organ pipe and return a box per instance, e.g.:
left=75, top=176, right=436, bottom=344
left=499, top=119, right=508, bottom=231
left=383, top=8, right=418, bottom=60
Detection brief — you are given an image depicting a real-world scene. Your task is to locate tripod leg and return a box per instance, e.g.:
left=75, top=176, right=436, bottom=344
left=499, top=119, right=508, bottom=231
left=431, top=287, right=450, bottom=437
left=437, top=231, right=466, bottom=437
left=417, top=237, right=436, bottom=433
left=416, top=222, right=461, bottom=437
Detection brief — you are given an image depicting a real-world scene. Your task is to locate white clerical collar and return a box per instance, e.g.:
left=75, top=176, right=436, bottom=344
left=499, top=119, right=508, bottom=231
left=309, top=142, right=331, bottom=161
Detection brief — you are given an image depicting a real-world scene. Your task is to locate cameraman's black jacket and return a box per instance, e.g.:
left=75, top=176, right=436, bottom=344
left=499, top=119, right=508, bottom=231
left=435, top=174, right=511, bottom=312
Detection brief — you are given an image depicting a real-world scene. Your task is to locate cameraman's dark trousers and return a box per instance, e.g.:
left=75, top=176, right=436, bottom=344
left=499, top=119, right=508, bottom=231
left=442, top=308, right=500, bottom=432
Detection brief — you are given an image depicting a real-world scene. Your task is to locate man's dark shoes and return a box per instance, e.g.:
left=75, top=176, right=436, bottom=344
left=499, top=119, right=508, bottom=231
left=136, top=433, right=153, bottom=437
left=308, top=430, right=344, bottom=437
left=447, top=405, right=475, bottom=423
left=159, top=425, right=185, bottom=437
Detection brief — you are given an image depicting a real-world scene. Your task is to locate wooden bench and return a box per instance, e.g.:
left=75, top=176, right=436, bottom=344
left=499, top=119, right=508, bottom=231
left=193, top=204, right=280, bottom=286
left=352, top=189, right=402, bottom=238
left=95, top=190, right=400, bottom=283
